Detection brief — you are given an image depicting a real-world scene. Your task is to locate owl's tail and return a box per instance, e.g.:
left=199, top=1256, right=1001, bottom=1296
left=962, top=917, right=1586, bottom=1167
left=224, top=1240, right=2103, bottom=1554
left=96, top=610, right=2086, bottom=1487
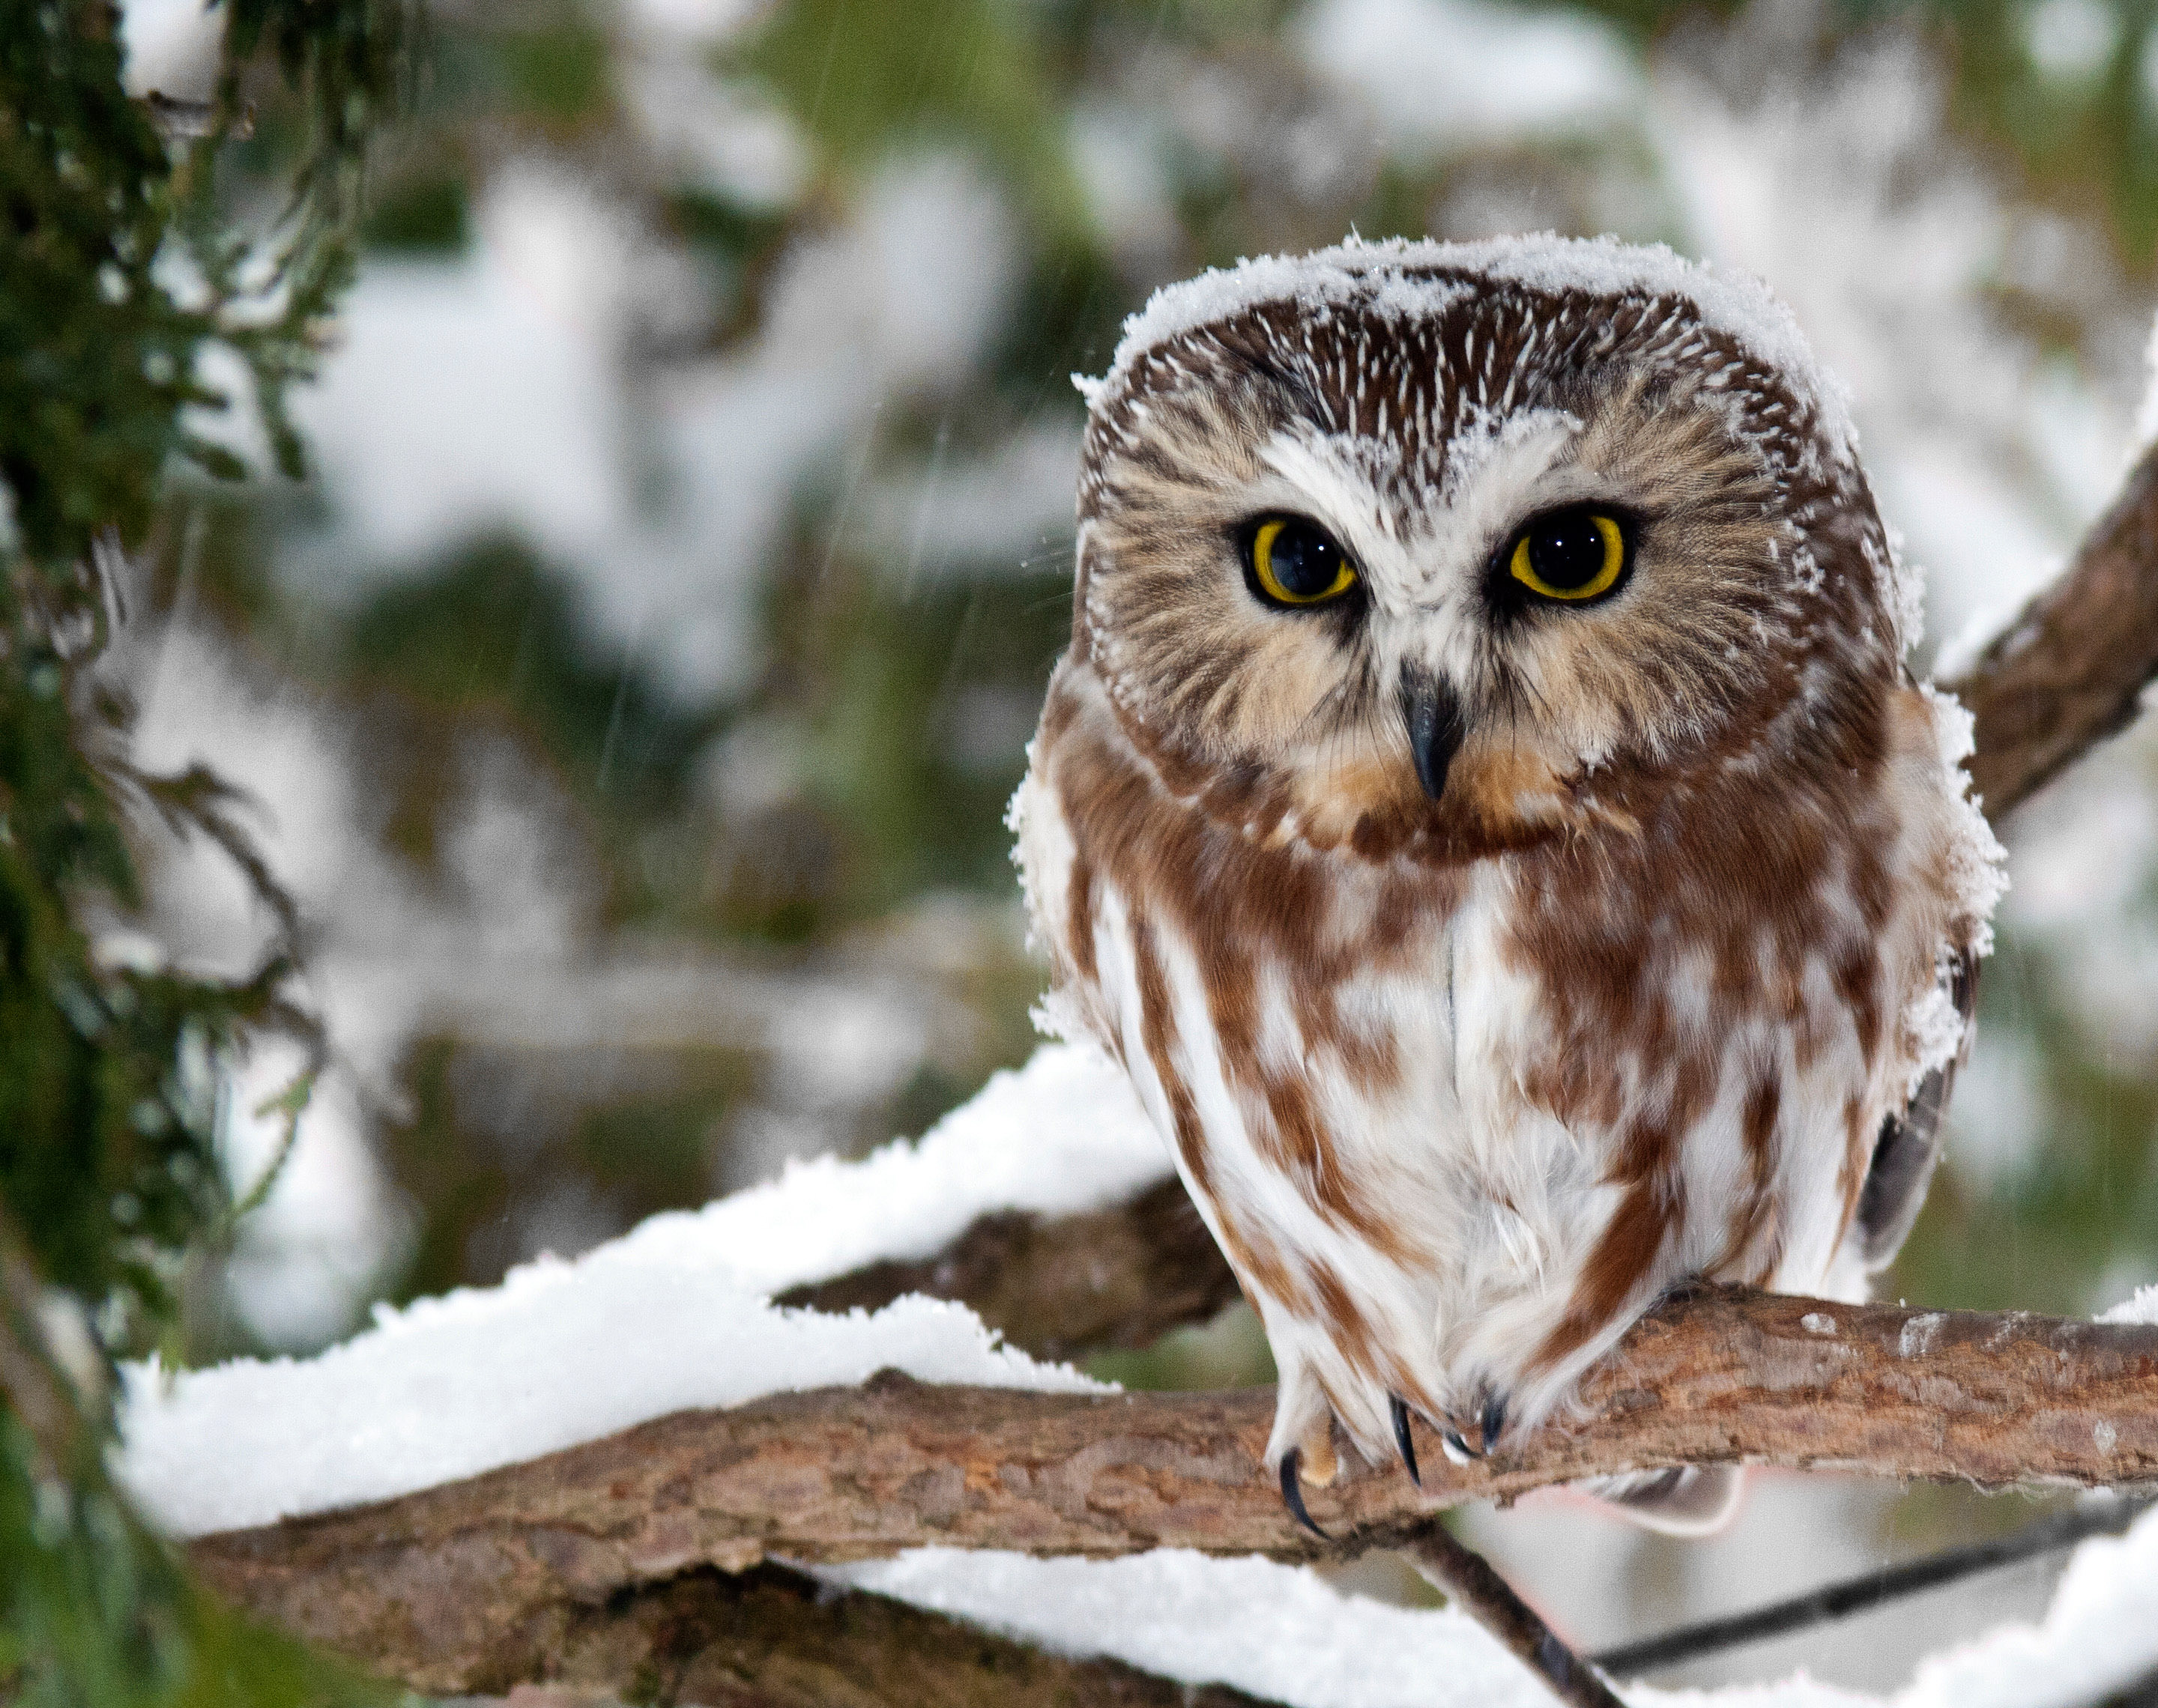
left=1581, top=1466, right=1745, bottom=1537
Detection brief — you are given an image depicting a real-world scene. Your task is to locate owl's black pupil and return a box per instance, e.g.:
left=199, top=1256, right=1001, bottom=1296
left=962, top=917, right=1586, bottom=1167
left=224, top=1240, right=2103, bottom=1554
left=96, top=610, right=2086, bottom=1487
left=1269, top=523, right=1340, bottom=597
left=1526, top=513, right=1610, bottom=590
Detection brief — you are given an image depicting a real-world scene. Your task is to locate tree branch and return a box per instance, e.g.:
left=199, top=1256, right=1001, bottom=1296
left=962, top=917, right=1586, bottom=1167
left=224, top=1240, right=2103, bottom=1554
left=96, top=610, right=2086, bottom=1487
left=1944, top=439, right=2158, bottom=817
left=775, top=1177, right=1241, bottom=1361
left=1405, top=1524, right=1628, bottom=1708
left=189, top=1287, right=2158, bottom=1695
left=434, top=1559, right=1287, bottom=1707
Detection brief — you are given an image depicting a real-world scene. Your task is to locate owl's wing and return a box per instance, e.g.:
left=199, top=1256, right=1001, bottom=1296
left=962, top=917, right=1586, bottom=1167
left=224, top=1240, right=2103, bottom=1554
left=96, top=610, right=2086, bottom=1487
left=1855, top=943, right=1978, bottom=1271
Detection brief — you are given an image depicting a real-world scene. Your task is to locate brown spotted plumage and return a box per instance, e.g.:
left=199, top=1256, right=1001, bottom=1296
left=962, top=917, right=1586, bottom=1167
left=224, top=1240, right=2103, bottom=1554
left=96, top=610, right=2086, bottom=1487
left=1012, top=237, right=2004, bottom=1533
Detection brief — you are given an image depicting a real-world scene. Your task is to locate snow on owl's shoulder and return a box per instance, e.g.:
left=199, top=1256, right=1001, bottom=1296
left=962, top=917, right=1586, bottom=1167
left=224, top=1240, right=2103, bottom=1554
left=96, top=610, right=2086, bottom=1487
left=1015, top=233, right=2003, bottom=1532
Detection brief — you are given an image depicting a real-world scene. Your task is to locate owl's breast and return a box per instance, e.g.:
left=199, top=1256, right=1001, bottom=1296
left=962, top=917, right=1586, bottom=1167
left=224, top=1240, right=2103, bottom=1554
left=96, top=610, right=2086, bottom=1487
left=1014, top=658, right=1992, bottom=1465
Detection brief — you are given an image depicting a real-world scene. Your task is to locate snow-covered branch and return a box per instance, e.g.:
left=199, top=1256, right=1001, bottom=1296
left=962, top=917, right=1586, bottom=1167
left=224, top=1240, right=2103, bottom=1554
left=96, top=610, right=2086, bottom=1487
left=186, top=1287, right=2158, bottom=1696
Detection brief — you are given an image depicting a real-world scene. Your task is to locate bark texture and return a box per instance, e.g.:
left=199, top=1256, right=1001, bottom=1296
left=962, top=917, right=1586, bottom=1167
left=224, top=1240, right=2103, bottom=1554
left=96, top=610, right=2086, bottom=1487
left=1946, top=439, right=2158, bottom=817
left=191, top=1288, right=2158, bottom=1695
left=776, top=1176, right=1239, bottom=1362
left=418, top=1560, right=1284, bottom=1707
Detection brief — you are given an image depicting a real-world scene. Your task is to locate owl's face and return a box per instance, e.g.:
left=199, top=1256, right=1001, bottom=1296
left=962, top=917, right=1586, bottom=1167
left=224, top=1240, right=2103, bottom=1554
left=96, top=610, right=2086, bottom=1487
left=1073, top=241, right=1902, bottom=858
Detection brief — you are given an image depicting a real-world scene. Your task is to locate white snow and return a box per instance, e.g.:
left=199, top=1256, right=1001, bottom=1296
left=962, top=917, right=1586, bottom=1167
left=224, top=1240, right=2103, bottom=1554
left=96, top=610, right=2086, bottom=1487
left=823, top=1546, right=1882, bottom=1707
left=2023, top=0, right=2121, bottom=83
left=116, top=1042, right=1164, bottom=1536
left=118, top=0, right=219, bottom=99
left=122, top=1278, right=1107, bottom=1538
left=1920, top=682, right=2010, bottom=940
left=2097, top=1283, right=2158, bottom=1326
left=823, top=1496, right=2158, bottom=1708
left=827, top=1548, right=1604, bottom=1708
left=121, top=1280, right=1105, bottom=1538
left=110, top=1041, right=2158, bottom=1704
left=1093, top=234, right=1860, bottom=465
left=545, top=1040, right=1169, bottom=1289
left=1898, top=1500, right=2158, bottom=1708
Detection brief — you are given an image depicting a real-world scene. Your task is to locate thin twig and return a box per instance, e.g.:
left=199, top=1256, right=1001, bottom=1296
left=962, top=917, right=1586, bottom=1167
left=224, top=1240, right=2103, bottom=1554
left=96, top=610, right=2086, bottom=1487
left=1406, top=1523, right=1627, bottom=1708
left=1594, top=1495, right=2154, bottom=1676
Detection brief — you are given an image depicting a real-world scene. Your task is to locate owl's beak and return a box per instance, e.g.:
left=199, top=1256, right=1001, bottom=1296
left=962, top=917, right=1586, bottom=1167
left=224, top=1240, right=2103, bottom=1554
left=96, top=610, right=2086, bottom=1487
left=1400, top=670, right=1466, bottom=803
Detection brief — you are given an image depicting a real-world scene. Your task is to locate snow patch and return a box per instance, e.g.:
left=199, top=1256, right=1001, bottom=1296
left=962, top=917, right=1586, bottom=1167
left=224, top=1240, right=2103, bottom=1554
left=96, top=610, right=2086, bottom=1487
left=118, top=1043, right=1164, bottom=1536
left=1920, top=681, right=2010, bottom=947
left=1900, top=1500, right=2158, bottom=1708
left=122, top=1284, right=1106, bottom=1538
left=2098, top=1283, right=2158, bottom=1326
left=826, top=1549, right=1563, bottom=1708
left=827, top=1547, right=1882, bottom=1707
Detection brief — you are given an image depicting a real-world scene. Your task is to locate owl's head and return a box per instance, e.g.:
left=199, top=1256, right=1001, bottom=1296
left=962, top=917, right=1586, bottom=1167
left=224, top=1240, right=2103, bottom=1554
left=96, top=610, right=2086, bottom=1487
left=1071, top=236, right=1910, bottom=860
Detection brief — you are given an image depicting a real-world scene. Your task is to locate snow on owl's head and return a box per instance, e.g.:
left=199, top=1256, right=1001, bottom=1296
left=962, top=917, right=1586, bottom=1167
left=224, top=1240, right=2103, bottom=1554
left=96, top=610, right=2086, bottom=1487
left=1070, top=235, right=1909, bottom=861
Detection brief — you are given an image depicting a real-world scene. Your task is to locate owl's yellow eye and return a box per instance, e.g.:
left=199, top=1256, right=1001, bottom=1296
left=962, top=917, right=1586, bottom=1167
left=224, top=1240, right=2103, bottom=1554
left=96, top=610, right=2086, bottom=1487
left=1248, top=517, right=1358, bottom=607
left=1507, top=509, right=1627, bottom=602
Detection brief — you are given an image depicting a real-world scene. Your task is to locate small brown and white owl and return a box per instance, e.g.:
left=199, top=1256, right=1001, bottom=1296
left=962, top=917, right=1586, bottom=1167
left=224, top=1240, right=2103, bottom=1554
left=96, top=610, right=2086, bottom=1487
left=1012, top=236, right=2005, bottom=1533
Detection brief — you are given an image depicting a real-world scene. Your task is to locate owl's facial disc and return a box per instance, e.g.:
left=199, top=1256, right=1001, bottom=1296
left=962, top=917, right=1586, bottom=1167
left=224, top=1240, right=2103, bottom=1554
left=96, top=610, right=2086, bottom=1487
left=1072, top=270, right=1885, bottom=857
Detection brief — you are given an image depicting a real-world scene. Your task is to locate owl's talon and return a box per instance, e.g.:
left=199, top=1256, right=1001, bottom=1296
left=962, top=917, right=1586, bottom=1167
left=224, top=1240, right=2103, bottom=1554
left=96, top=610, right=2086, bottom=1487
left=1480, top=1393, right=1509, bottom=1454
left=1389, top=1393, right=1421, bottom=1488
left=1440, top=1427, right=1476, bottom=1465
left=1278, top=1448, right=1332, bottom=1540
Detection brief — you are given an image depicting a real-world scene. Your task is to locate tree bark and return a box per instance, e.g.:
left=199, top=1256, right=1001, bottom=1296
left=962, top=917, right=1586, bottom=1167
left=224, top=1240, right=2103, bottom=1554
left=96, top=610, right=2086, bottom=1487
left=431, top=1560, right=1287, bottom=1707
left=775, top=1176, right=1241, bottom=1363
left=190, top=1286, right=2158, bottom=1695
left=1945, top=439, right=2158, bottom=818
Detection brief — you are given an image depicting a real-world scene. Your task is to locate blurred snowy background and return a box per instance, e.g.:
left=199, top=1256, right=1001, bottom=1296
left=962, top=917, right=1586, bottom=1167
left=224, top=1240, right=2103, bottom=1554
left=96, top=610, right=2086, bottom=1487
left=109, top=0, right=2158, bottom=1695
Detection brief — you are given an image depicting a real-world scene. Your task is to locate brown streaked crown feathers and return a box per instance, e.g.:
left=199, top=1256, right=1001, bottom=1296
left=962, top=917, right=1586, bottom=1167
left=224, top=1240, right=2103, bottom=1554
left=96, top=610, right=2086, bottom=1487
left=1013, top=236, right=2004, bottom=1534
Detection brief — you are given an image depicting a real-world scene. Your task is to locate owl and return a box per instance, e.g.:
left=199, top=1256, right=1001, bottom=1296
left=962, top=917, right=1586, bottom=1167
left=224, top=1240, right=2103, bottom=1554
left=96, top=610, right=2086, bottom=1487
left=1012, top=235, right=2005, bottom=1534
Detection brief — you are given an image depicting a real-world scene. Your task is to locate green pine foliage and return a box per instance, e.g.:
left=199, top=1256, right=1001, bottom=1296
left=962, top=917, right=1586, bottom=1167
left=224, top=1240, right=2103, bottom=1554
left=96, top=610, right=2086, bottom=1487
left=0, top=1, right=407, bottom=1699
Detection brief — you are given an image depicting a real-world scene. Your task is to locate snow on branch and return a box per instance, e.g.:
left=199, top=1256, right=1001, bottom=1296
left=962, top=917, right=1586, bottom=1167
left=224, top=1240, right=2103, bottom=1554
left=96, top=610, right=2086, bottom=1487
left=185, top=1288, right=2158, bottom=1696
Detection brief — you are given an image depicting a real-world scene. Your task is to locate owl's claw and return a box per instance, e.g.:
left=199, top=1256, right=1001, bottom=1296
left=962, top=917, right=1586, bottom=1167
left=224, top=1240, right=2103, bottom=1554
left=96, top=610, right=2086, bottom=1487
left=1389, top=1394, right=1421, bottom=1488
left=1278, top=1448, right=1332, bottom=1541
left=1480, top=1393, right=1509, bottom=1455
left=1440, top=1427, right=1476, bottom=1465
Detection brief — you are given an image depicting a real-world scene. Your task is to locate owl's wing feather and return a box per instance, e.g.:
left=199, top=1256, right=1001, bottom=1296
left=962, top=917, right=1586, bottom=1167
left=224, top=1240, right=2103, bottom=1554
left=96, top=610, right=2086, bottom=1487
left=1855, top=942, right=1978, bottom=1271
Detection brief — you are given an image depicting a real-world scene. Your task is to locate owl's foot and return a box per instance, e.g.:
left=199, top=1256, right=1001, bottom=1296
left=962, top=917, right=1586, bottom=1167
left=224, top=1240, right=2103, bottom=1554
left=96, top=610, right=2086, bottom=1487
left=1438, top=1389, right=1510, bottom=1463
left=1278, top=1448, right=1332, bottom=1539
left=1480, top=1391, right=1510, bottom=1453
left=1388, top=1394, right=1421, bottom=1487
left=1276, top=1411, right=1339, bottom=1539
